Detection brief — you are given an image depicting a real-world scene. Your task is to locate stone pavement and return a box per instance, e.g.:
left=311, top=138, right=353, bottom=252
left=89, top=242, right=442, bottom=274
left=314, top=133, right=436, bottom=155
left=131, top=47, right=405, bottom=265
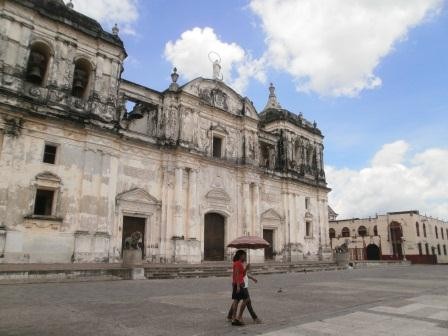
left=0, top=265, right=447, bottom=335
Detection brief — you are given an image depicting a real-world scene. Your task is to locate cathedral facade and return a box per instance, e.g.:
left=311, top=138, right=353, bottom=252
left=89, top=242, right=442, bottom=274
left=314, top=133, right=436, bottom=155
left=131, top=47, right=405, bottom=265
left=0, top=0, right=331, bottom=264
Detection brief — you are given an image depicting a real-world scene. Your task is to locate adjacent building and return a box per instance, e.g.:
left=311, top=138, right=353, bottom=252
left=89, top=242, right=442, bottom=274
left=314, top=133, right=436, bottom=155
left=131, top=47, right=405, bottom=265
left=329, top=210, right=448, bottom=264
left=0, top=0, right=331, bottom=264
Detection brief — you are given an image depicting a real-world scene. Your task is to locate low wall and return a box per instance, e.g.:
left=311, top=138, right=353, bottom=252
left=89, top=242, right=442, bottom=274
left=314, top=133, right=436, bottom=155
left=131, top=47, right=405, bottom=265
left=351, top=260, right=411, bottom=268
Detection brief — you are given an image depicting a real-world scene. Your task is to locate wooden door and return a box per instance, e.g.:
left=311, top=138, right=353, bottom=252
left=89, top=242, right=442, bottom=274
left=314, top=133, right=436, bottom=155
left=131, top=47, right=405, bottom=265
left=204, top=213, right=225, bottom=261
left=263, top=229, right=274, bottom=260
left=122, top=216, right=146, bottom=258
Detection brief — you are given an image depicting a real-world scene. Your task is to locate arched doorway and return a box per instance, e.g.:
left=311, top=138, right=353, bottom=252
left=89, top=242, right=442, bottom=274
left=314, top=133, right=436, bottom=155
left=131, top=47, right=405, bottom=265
left=366, top=244, right=380, bottom=260
left=390, top=222, right=403, bottom=259
left=204, top=213, right=225, bottom=261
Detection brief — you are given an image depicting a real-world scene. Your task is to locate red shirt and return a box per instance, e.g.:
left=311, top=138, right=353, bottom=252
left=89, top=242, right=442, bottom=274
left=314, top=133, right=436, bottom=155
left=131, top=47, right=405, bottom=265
left=232, top=260, right=245, bottom=284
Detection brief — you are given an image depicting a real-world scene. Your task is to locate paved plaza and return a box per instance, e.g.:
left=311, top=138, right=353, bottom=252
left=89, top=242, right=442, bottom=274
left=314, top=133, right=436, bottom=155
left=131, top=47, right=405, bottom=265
left=0, top=265, right=447, bottom=335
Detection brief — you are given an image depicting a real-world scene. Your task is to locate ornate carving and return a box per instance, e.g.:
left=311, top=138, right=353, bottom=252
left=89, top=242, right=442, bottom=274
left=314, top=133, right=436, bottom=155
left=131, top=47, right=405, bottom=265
left=123, top=231, right=143, bottom=250
left=163, top=104, right=179, bottom=141
left=204, top=187, right=231, bottom=209
left=268, top=146, right=276, bottom=170
left=199, top=128, right=210, bottom=152
left=212, top=89, right=228, bottom=110
left=29, top=86, right=42, bottom=97
left=116, top=188, right=161, bottom=206
left=4, top=117, right=23, bottom=137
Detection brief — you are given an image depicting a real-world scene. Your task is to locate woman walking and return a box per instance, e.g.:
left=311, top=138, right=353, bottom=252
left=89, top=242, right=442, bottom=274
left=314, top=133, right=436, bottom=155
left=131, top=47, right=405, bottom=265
left=228, top=250, right=261, bottom=325
left=228, top=250, right=248, bottom=326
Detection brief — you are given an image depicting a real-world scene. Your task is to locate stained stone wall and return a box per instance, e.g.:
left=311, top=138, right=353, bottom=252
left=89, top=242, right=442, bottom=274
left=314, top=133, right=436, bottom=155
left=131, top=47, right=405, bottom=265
left=0, top=0, right=331, bottom=264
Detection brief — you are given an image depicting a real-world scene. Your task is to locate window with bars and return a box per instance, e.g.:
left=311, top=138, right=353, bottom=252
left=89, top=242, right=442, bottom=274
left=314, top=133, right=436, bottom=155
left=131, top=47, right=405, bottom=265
left=43, top=144, right=57, bottom=164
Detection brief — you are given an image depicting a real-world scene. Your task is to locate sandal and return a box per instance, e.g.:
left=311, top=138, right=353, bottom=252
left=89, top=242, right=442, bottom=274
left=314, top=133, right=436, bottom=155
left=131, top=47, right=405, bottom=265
left=232, top=320, right=245, bottom=326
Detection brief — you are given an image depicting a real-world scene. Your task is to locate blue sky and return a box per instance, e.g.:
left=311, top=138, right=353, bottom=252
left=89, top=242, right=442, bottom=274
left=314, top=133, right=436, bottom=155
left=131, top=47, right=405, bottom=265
left=73, top=0, right=448, bottom=219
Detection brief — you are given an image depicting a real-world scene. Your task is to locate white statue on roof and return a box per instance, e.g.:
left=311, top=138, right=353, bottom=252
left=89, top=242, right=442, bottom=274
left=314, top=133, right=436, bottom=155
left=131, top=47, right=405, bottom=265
left=209, top=51, right=223, bottom=81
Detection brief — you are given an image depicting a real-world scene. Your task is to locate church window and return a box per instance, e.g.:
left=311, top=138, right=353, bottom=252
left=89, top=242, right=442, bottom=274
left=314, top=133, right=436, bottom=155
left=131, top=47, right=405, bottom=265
left=305, top=197, right=310, bottom=210
left=329, top=228, right=336, bottom=239
left=43, top=143, right=57, bottom=164
left=34, top=189, right=54, bottom=216
left=358, top=226, right=367, bottom=237
left=305, top=221, right=312, bottom=237
left=212, top=136, right=222, bottom=158
left=373, top=225, right=378, bottom=236
left=342, top=227, right=350, bottom=237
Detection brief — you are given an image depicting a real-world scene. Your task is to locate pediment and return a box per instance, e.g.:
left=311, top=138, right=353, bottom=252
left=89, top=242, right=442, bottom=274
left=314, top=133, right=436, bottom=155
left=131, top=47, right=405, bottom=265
left=205, top=188, right=230, bottom=203
left=35, top=171, right=61, bottom=183
left=261, top=208, right=283, bottom=221
left=180, top=78, right=258, bottom=119
left=116, top=188, right=160, bottom=205
left=210, top=124, right=229, bottom=135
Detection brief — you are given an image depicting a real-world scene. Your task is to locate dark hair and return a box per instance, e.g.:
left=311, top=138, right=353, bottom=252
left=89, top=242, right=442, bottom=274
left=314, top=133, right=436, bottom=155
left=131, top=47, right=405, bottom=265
left=233, top=249, right=246, bottom=262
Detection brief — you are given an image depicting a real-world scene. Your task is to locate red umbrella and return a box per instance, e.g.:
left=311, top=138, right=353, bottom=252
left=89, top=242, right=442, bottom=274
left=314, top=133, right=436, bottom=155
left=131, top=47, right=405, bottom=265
left=227, top=236, right=270, bottom=249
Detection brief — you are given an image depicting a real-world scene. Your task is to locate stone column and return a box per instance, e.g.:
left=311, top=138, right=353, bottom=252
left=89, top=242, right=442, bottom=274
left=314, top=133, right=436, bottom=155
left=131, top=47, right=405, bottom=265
left=243, top=183, right=251, bottom=235
left=295, top=194, right=301, bottom=242
left=174, top=167, right=184, bottom=238
left=159, top=167, right=169, bottom=262
left=282, top=191, right=291, bottom=262
left=253, top=183, right=260, bottom=236
left=187, top=169, right=198, bottom=239
left=289, top=193, right=296, bottom=243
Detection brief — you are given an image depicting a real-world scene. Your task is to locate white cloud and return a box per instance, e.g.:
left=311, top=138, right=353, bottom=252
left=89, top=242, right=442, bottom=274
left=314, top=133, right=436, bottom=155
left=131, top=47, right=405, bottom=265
left=250, top=0, right=443, bottom=96
left=71, top=0, right=139, bottom=35
left=164, top=27, right=266, bottom=94
left=371, top=140, right=409, bottom=167
left=327, top=141, right=448, bottom=220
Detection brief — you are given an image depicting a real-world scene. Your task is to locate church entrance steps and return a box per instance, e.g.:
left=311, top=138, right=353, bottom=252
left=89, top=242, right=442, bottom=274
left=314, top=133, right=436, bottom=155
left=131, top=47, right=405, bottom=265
left=0, top=260, right=408, bottom=284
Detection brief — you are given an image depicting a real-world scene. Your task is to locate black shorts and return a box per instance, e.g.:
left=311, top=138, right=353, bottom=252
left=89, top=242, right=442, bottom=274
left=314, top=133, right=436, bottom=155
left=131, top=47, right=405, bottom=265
left=232, top=284, right=248, bottom=301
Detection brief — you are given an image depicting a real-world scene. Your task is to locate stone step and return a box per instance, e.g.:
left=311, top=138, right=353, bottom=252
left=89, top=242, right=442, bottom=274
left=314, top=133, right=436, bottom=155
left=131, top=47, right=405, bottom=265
left=0, top=261, right=349, bottom=284
left=144, top=264, right=346, bottom=279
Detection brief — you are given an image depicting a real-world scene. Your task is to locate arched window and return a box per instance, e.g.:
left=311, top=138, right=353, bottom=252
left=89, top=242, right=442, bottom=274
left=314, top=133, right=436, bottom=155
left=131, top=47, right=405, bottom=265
left=358, top=226, right=367, bottom=237
left=415, top=222, right=420, bottom=237
left=435, top=226, right=438, bottom=239
left=72, top=59, right=92, bottom=98
left=26, top=42, right=51, bottom=86
left=442, top=228, right=444, bottom=240
left=373, top=225, right=378, bottom=236
left=423, top=223, right=427, bottom=237
left=329, top=228, right=336, bottom=239
left=342, top=227, right=350, bottom=238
